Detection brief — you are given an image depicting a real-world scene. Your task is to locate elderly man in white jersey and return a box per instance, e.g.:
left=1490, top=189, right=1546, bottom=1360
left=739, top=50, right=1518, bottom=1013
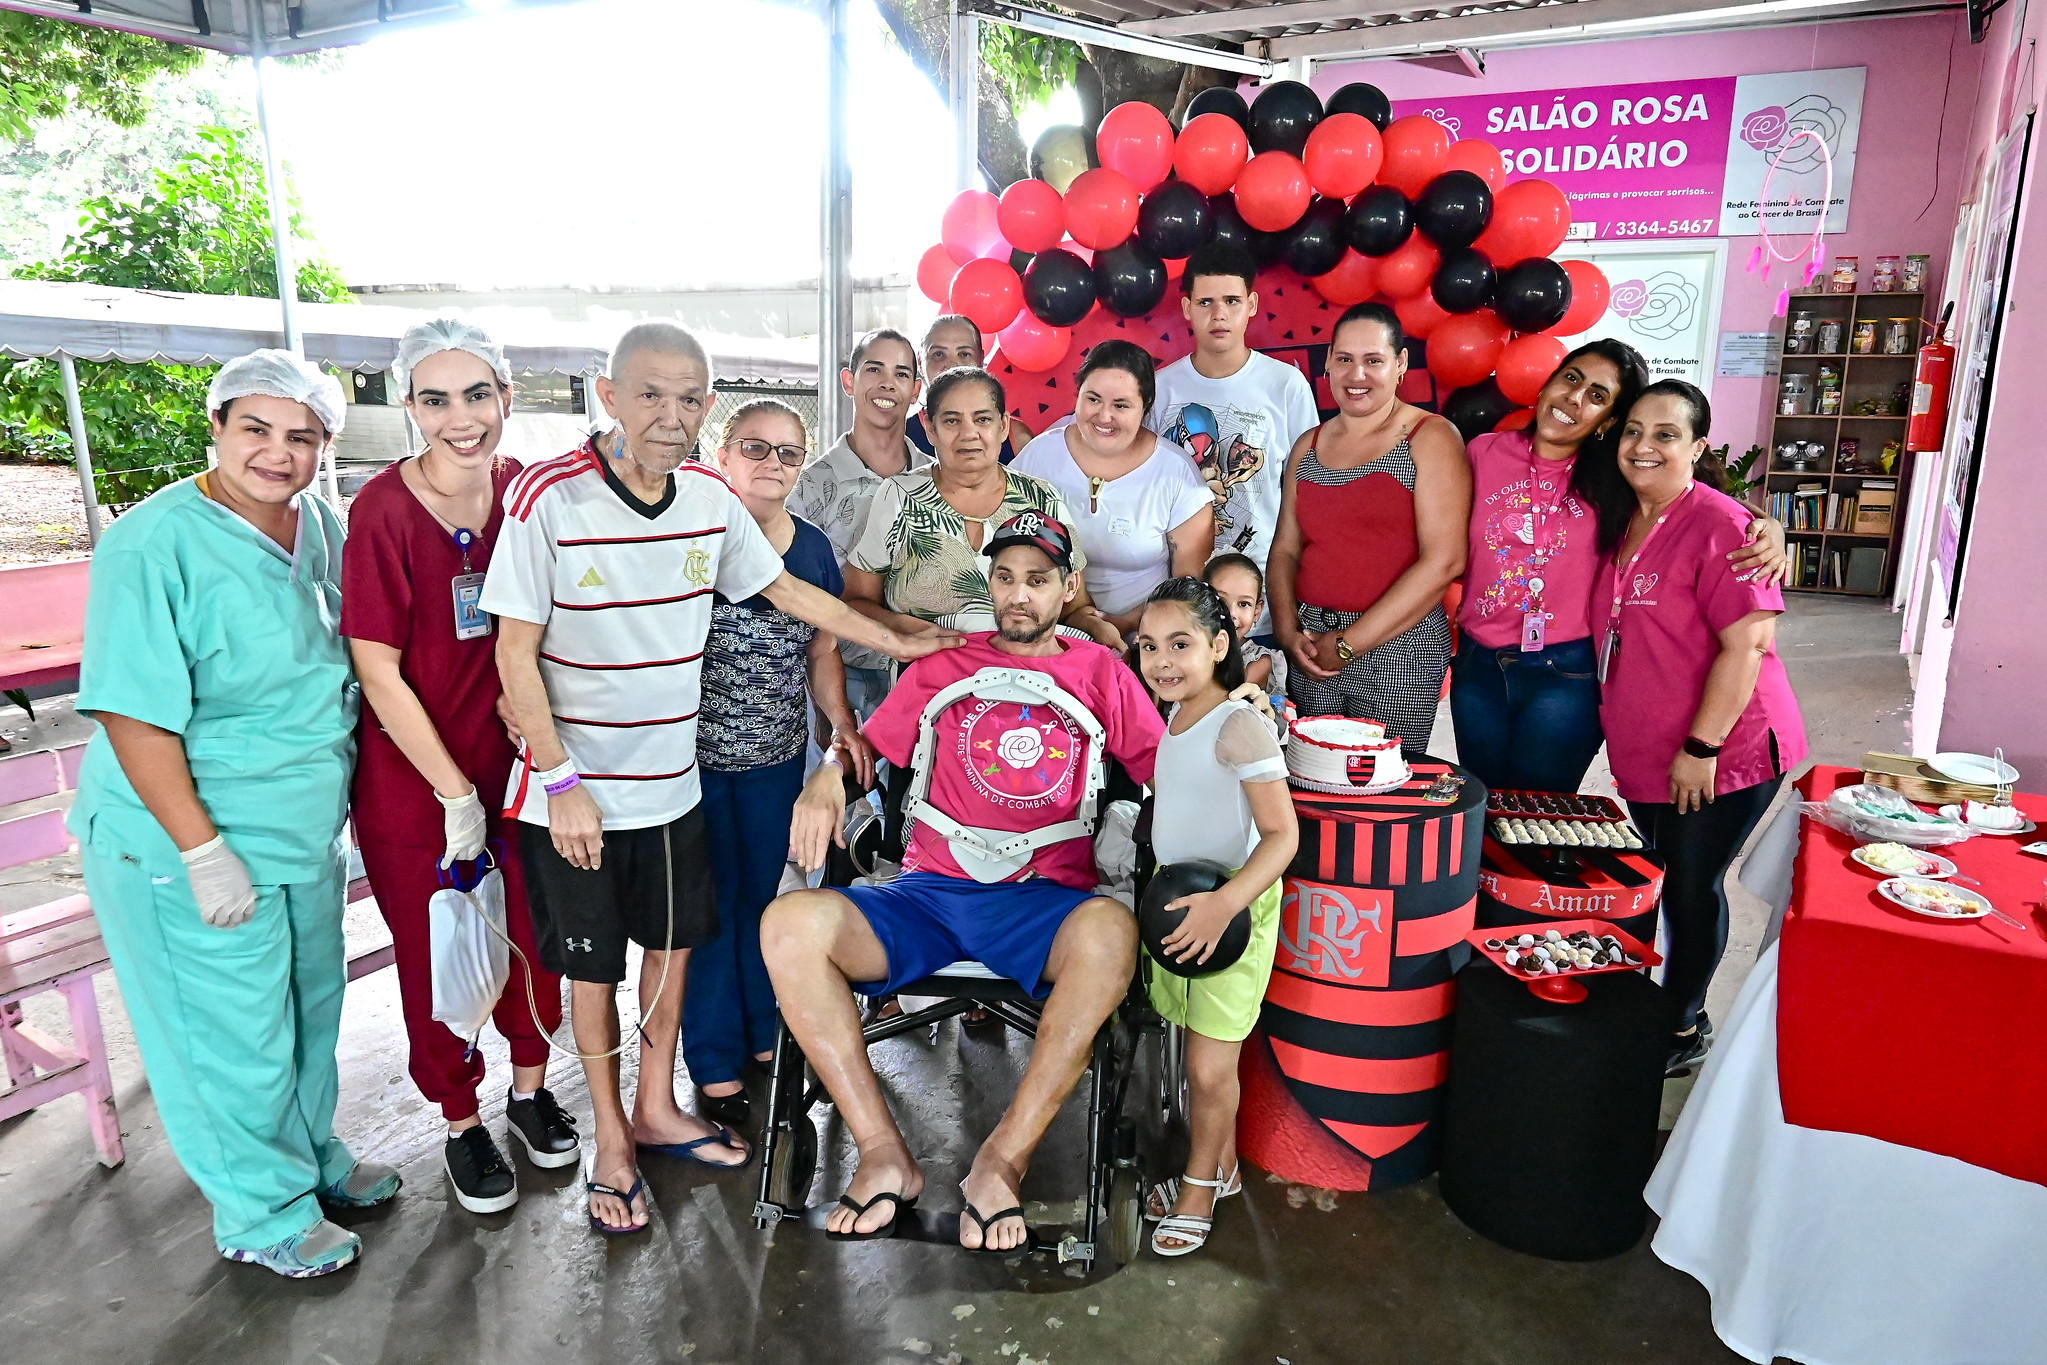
left=483, top=322, right=956, bottom=1237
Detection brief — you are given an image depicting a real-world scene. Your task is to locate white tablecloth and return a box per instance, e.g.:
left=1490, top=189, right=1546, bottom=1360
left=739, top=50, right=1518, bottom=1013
left=1645, top=941, right=2047, bottom=1365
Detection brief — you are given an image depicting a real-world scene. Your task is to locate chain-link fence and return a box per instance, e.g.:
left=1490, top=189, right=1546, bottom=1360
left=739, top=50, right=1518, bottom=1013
left=705, top=381, right=823, bottom=450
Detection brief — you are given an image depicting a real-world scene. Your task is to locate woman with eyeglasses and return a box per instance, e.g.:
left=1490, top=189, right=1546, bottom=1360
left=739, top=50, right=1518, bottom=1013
left=682, top=400, right=876, bottom=1126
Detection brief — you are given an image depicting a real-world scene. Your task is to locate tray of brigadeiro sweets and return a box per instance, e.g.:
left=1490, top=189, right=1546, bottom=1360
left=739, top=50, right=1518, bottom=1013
left=1485, top=790, right=1646, bottom=850
left=1463, top=920, right=1664, bottom=1003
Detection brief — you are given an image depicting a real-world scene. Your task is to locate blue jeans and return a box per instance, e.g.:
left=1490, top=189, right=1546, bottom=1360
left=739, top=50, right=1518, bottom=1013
left=682, top=756, right=805, bottom=1086
left=1448, top=635, right=1605, bottom=794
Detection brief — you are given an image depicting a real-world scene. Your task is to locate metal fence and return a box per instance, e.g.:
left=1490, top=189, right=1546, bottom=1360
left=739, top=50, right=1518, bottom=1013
left=705, top=381, right=823, bottom=450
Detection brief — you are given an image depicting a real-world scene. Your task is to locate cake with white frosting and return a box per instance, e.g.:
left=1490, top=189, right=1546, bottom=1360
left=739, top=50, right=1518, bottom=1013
left=1286, top=716, right=1408, bottom=794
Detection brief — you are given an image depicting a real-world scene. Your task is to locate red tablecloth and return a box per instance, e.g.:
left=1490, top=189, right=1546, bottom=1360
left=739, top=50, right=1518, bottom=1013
left=1778, top=765, right=2047, bottom=1185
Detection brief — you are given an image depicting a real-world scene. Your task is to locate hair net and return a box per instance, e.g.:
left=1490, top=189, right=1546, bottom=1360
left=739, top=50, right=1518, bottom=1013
left=391, top=316, right=512, bottom=398
left=207, top=349, right=347, bottom=438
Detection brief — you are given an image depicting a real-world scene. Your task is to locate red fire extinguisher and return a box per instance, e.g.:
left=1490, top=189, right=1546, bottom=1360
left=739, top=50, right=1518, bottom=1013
left=1907, top=302, right=1956, bottom=452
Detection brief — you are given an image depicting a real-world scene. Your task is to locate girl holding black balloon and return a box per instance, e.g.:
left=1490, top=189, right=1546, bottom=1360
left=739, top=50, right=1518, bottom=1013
left=1129, top=577, right=1296, bottom=1257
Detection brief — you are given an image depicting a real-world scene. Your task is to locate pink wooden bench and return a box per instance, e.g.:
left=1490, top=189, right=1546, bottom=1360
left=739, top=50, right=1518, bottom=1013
left=0, top=743, right=121, bottom=1167
left=0, top=558, right=90, bottom=693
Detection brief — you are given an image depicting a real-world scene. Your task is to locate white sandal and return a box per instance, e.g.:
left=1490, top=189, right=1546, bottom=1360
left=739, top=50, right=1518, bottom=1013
left=1149, top=1172, right=1227, bottom=1257
left=1146, top=1163, right=1240, bottom=1221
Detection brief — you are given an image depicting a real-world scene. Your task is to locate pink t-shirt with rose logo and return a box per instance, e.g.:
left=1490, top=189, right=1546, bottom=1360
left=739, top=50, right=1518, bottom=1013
left=863, top=633, right=1164, bottom=889
left=1459, top=430, right=1601, bottom=649
left=1597, top=484, right=1808, bottom=803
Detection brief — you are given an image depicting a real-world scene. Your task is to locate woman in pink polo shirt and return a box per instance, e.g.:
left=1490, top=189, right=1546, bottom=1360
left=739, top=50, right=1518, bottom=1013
left=1597, top=380, right=1807, bottom=1076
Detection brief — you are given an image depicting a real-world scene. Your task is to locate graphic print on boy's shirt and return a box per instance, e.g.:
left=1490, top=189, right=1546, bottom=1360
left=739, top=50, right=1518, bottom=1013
left=1160, top=399, right=1271, bottom=552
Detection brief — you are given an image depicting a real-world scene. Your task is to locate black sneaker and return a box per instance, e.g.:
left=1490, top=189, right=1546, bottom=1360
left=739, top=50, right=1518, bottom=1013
left=697, top=1086, right=751, bottom=1130
left=1665, top=1029, right=1711, bottom=1078
left=445, top=1126, right=518, bottom=1214
left=1696, top=1012, right=1715, bottom=1044
left=505, top=1087, right=581, bottom=1169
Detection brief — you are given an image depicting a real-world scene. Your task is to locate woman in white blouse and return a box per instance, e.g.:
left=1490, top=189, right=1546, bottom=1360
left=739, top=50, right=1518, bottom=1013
left=1011, top=340, right=1216, bottom=638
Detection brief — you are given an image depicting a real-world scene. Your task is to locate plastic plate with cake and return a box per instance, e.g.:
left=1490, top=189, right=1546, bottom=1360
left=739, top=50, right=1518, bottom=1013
left=1938, top=802, right=2038, bottom=836
left=1286, top=716, right=1409, bottom=795
left=1877, top=876, right=1992, bottom=919
left=1851, top=843, right=1957, bottom=878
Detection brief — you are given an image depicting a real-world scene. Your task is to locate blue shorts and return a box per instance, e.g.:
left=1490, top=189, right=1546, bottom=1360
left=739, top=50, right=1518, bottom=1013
left=840, top=871, right=1097, bottom=999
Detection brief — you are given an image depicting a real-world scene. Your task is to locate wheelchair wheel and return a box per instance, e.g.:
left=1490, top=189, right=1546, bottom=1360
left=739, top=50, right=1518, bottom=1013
left=765, top=1114, right=818, bottom=1211
left=1106, top=1165, right=1146, bottom=1267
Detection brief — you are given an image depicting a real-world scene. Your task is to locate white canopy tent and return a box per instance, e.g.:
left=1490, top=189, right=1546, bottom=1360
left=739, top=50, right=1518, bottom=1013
left=0, top=277, right=821, bottom=542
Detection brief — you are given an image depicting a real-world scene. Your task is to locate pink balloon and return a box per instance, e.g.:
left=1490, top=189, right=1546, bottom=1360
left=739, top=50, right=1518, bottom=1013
left=941, top=189, right=1004, bottom=265
left=916, top=243, right=959, bottom=304
left=996, top=310, right=1073, bottom=373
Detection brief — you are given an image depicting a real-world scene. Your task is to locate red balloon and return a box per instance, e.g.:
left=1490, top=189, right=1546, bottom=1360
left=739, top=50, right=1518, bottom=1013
left=1309, top=249, right=1379, bottom=306
left=997, top=179, right=1065, bottom=254
left=1097, top=101, right=1176, bottom=193
left=1393, top=290, right=1451, bottom=340
left=1174, top=112, right=1250, bottom=196
left=1164, top=256, right=1188, bottom=282
left=996, top=309, right=1072, bottom=374
left=1059, top=235, right=1095, bottom=266
left=941, top=189, right=1003, bottom=265
left=917, top=243, right=959, bottom=305
left=1379, top=115, right=1452, bottom=198
left=1428, top=309, right=1509, bottom=389
left=1375, top=234, right=1441, bottom=300
left=1303, top=113, right=1384, bottom=200
left=1063, top=168, right=1140, bottom=251
left=948, top=257, right=1023, bottom=333
left=1549, top=259, right=1610, bottom=335
left=1444, top=139, right=1506, bottom=192
left=1475, top=178, right=1572, bottom=265
left=1233, top=151, right=1311, bottom=232
left=1494, top=408, right=1535, bottom=433
left=1495, top=333, right=1569, bottom=406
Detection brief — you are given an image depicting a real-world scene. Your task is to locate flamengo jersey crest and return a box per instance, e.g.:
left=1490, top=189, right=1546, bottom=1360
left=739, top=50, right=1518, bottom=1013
left=955, top=698, right=1083, bottom=812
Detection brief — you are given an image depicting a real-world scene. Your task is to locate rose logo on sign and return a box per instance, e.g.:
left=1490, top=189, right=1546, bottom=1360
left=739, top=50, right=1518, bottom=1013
left=1740, top=106, right=1789, bottom=152
left=1609, top=272, right=1699, bottom=343
left=1739, top=96, right=1847, bottom=172
left=1277, top=878, right=1392, bottom=985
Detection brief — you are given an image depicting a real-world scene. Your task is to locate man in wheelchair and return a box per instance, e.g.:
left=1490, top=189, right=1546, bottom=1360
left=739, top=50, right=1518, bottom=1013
left=762, top=513, right=1164, bottom=1250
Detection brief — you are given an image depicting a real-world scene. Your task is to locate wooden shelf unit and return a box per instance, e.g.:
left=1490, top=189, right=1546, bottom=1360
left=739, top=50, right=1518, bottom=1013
left=1766, top=290, right=1923, bottom=596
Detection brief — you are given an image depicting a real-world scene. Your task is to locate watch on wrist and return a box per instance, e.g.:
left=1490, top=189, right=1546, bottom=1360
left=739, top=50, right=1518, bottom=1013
left=1334, top=636, right=1355, bottom=664
left=1682, top=736, right=1724, bottom=759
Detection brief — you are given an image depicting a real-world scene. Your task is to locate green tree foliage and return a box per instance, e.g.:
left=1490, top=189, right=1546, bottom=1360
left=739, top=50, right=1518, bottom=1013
left=1, top=125, right=351, bottom=506
left=0, top=14, right=201, bottom=139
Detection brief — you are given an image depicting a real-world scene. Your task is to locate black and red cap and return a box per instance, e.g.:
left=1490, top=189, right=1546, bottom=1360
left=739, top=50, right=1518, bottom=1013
left=985, top=510, right=1074, bottom=570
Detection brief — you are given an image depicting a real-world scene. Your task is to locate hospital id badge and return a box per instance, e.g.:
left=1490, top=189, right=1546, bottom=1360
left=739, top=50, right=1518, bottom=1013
left=452, top=572, right=491, bottom=640
left=1597, top=629, right=1619, bottom=683
left=1520, top=609, right=1546, bottom=653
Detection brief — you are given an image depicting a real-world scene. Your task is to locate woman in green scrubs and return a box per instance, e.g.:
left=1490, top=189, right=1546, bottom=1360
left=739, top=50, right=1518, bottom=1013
left=68, top=350, right=399, bottom=1279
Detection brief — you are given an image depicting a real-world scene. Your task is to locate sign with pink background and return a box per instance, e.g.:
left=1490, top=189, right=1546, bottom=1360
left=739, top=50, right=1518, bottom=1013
left=1393, top=67, right=1866, bottom=240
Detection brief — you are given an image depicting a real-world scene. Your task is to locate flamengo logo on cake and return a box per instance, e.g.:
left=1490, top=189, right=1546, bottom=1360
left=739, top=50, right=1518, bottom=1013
left=1278, top=877, right=1393, bottom=987
left=1391, top=67, right=1864, bottom=239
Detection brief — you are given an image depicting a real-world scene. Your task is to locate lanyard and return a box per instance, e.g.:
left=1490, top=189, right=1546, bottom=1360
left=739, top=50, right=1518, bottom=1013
left=1607, top=483, right=1694, bottom=630
left=1521, top=445, right=1574, bottom=610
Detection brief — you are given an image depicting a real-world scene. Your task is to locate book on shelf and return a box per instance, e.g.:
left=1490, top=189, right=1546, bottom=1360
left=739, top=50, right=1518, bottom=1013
left=1845, top=546, right=1888, bottom=593
left=1853, top=479, right=1897, bottom=535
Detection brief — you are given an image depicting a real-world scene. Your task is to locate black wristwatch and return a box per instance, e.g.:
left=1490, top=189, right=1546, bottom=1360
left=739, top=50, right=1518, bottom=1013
left=1682, top=736, right=1724, bottom=759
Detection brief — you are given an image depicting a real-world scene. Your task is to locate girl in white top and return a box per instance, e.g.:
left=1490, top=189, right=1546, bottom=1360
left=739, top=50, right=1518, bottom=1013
left=1131, top=577, right=1298, bottom=1257
left=1011, top=341, right=1214, bottom=635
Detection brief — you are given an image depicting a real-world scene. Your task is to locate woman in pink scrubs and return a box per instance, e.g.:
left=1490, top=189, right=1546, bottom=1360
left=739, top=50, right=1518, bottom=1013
left=1596, top=381, right=1808, bottom=1077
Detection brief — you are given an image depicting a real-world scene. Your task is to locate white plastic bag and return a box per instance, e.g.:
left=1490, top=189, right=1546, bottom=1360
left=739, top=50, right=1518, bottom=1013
left=430, top=863, right=510, bottom=1039
left=1799, top=782, right=1976, bottom=849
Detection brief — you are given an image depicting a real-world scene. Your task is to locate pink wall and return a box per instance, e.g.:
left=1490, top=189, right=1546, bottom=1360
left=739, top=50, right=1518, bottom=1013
left=1312, top=15, right=1986, bottom=459
left=1929, top=1, right=2047, bottom=776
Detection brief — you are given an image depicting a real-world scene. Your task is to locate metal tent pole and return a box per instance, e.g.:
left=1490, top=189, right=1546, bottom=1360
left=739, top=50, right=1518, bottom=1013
left=819, top=0, right=854, bottom=442
left=58, top=355, right=105, bottom=546
left=950, top=4, right=980, bottom=191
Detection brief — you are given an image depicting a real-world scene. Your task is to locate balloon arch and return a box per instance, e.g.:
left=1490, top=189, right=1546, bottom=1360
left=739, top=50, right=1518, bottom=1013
left=916, top=81, right=1613, bottom=440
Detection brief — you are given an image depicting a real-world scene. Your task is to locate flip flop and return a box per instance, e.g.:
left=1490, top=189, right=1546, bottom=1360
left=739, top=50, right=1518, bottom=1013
left=959, top=1199, right=1033, bottom=1255
left=586, top=1174, right=649, bottom=1237
left=825, top=1189, right=919, bottom=1241
left=637, top=1125, right=751, bottom=1169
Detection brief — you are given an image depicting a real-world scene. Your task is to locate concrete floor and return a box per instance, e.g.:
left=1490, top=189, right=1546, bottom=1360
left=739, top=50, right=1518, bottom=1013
left=0, top=595, right=1910, bottom=1365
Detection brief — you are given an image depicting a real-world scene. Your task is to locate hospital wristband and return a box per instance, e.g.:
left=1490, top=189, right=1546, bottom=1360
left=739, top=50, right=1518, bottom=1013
left=536, top=759, right=582, bottom=796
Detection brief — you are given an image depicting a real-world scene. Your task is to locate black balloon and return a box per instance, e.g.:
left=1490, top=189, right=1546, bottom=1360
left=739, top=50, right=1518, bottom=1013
left=1494, top=257, right=1574, bottom=333
left=1138, top=181, right=1214, bottom=261
left=1248, top=79, right=1322, bottom=157
left=1008, top=247, right=1034, bottom=275
left=1185, top=85, right=1251, bottom=133
left=1344, top=185, right=1413, bottom=256
left=1283, top=197, right=1348, bottom=277
left=1441, top=378, right=1517, bottom=442
left=1414, top=170, right=1494, bottom=250
left=1248, top=224, right=1288, bottom=267
left=1141, top=860, right=1251, bottom=978
left=1325, top=81, right=1393, bottom=131
left=1432, top=246, right=1497, bottom=314
left=1023, top=248, right=1097, bottom=327
left=1208, top=194, right=1253, bottom=255
left=1094, top=239, right=1169, bottom=318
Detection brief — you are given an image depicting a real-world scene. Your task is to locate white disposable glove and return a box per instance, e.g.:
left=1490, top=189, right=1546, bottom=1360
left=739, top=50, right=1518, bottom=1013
left=435, top=786, right=488, bottom=869
left=180, top=835, right=256, bottom=929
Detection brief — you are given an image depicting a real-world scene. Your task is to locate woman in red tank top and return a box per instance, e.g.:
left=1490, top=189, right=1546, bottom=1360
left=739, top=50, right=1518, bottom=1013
left=1267, top=304, right=1472, bottom=749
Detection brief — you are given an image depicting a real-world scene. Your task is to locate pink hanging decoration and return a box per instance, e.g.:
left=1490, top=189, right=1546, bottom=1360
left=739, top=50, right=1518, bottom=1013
left=1746, top=126, right=1835, bottom=316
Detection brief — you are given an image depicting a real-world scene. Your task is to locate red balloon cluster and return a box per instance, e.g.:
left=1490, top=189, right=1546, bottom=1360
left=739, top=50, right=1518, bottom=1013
left=916, top=91, right=1611, bottom=393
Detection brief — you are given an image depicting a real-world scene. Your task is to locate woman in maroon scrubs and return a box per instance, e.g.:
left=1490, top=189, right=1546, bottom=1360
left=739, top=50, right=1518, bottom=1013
left=340, top=319, right=577, bottom=1214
